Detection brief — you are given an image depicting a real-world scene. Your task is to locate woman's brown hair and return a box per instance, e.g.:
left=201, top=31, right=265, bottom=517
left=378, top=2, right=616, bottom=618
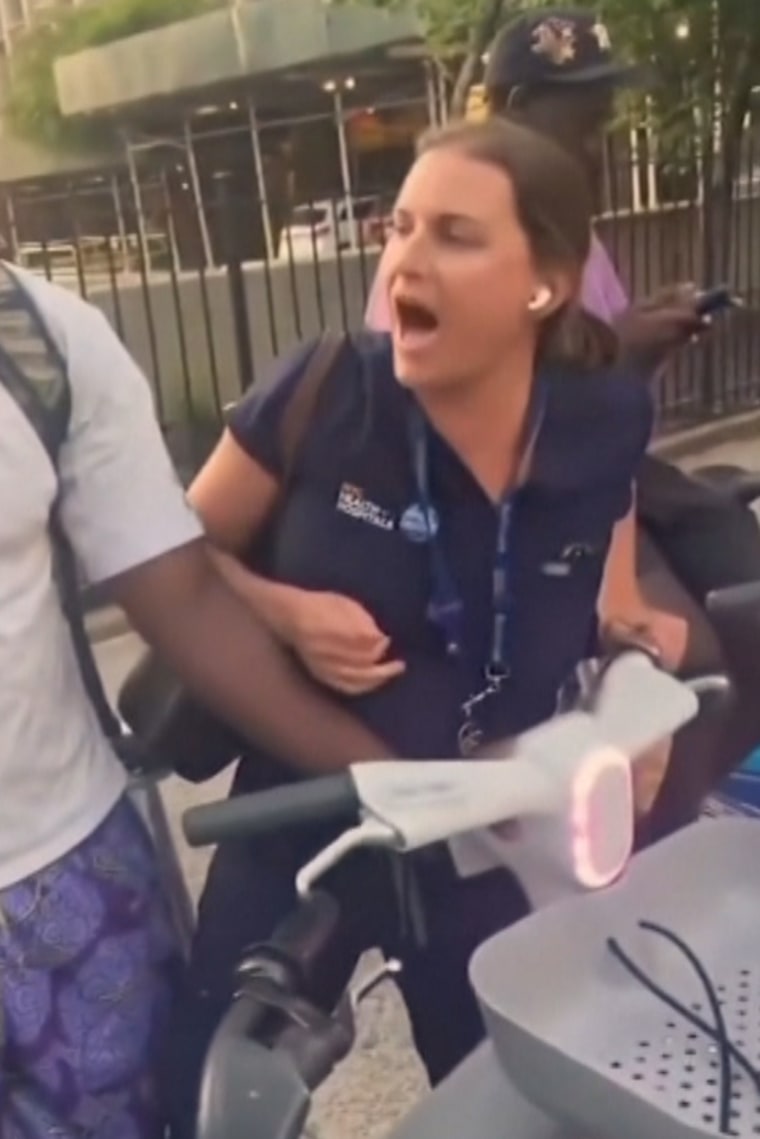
left=416, top=117, right=618, bottom=370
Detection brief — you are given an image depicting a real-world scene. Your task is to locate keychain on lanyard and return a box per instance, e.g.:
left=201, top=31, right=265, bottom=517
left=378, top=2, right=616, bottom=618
left=405, top=387, right=546, bottom=757
left=458, top=496, right=513, bottom=755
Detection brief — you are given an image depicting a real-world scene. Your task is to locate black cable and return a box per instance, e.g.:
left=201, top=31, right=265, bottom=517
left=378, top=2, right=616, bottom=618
left=608, top=921, right=758, bottom=1135
left=606, top=939, right=760, bottom=1092
left=608, top=938, right=731, bottom=1134
left=642, top=922, right=731, bottom=1133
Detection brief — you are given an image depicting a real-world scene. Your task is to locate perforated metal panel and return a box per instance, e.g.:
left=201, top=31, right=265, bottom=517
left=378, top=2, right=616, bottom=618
left=472, top=820, right=760, bottom=1139
left=606, top=969, right=760, bottom=1136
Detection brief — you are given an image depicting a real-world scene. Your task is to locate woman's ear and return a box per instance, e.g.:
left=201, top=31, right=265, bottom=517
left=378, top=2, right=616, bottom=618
left=528, top=271, right=574, bottom=319
left=527, top=285, right=553, bottom=313
left=529, top=269, right=575, bottom=320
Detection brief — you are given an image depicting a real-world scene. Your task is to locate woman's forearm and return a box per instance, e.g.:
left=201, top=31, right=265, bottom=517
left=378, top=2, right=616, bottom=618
left=599, top=498, right=644, bottom=620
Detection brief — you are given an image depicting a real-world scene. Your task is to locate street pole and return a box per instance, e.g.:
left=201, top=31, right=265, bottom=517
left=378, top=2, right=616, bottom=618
left=183, top=118, right=214, bottom=269
left=124, top=135, right=151, bottom=274
left=333, top=86, right=356, bottom=247
left=248, top=101, right=275, bottom=262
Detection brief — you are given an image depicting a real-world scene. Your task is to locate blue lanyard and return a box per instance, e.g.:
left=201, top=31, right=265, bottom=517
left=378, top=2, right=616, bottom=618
left=408, top=408, right=467, bottom=658
left=406, top=385, right=546, bottom=682
left=407, top=408, right=515, bottom=677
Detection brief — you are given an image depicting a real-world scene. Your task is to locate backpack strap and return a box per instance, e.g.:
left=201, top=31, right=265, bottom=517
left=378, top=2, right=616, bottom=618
left=49, top=513, right=124, bottom=743
left=0, top=263, right=123, bottom=743
left=0, top=263, right=70, bottom=464
left=278, top=331, right=348, bottom=492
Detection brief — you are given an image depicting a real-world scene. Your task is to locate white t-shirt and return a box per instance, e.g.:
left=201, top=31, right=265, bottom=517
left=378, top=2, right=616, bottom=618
left=0, top=266, right=202, bottom=889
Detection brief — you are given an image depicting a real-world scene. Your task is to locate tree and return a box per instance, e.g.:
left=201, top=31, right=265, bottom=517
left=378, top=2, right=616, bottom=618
left=364, top=0, right=760, bottom=245
left=448, top=0, right=506, bottom=115
left=515, top=0, right=760, bottom=277
left=7, top=0, right=221, bottom=148
left=513, top=0, right=760, bottom=406
left=335, top=0, right=517, bottom=113
left=375, top=0, right=760, bottom=403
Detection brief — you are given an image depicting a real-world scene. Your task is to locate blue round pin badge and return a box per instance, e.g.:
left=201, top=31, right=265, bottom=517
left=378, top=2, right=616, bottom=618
left=400, top=502, right=439, bottom=544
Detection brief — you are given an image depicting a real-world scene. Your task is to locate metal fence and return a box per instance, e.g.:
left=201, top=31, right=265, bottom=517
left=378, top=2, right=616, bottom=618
left=3, top=125, right=760, bottom=475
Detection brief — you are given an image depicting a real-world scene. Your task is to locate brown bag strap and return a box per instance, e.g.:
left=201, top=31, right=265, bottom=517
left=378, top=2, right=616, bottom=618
left=278, top=331, right=347, bottom=490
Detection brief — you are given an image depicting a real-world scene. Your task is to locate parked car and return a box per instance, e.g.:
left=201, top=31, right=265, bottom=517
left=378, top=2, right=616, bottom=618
left=278, top=196, right=391, bottom=260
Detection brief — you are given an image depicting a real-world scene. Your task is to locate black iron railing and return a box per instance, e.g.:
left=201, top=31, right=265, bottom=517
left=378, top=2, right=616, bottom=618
left=4, top=134, right=760, bottom=475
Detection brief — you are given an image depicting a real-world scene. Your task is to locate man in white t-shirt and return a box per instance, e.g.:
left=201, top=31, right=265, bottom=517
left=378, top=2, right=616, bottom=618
left=0, top=267, right=389, bottom=1136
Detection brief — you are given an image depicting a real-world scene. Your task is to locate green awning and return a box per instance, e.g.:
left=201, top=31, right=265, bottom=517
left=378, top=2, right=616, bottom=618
left=0, top=58, right=118, bottom=185
left=55, top=0, right=424, bottom=118
left=0, top=123, right=119, bottom=185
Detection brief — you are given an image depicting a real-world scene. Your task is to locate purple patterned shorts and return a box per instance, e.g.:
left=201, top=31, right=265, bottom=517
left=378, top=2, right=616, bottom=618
left=0, top=796, right=181, bottom=1139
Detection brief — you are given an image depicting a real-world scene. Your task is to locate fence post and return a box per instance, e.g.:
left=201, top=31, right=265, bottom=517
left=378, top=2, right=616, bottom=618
left=216, top=175, right=255, bottom=394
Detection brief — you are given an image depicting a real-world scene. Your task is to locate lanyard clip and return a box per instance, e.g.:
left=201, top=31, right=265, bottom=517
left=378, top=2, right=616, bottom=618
left=485, top=662, right=511, bottom=685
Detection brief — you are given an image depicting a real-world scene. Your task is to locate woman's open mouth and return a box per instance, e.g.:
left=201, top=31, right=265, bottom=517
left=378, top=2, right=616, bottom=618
left=393, top=297, right=440, bottom=349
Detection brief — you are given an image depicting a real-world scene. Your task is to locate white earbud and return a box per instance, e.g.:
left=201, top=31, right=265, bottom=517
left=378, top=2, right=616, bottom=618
left=528, top=286, right=553, bottom=313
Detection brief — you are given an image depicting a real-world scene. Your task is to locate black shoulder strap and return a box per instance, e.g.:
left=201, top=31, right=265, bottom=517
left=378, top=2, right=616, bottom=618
left=0, top=262, right=122, bottom=742
left=279, top=331, right=347, bottom=491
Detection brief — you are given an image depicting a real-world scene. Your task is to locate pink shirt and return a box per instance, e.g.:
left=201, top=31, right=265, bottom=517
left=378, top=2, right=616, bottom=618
left=580, top=235, right=629, bottom=323
left=364, top=234, right=629, bottom=330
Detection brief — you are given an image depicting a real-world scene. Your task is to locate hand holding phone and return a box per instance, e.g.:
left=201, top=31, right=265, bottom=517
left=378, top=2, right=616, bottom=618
left=695, top=285, right=743, bottom=319
left=616, top=283, right=741, bottom=365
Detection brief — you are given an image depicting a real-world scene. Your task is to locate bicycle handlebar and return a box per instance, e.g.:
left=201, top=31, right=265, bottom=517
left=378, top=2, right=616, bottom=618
left=183, top=650, right=712, bottom=855
left=183, top=772, right=359, bottom=847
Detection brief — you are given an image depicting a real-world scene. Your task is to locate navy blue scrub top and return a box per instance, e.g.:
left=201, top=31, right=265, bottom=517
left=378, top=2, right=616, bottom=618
left=229, top=332, right=653, bottom=762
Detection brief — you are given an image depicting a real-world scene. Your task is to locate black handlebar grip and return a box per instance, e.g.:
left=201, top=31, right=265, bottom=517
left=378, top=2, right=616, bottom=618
left=182, top=773, right=359, bottom=847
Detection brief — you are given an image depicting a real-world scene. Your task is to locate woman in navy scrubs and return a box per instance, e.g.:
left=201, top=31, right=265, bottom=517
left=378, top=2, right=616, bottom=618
left=169, top=118, right=653, bottom=1134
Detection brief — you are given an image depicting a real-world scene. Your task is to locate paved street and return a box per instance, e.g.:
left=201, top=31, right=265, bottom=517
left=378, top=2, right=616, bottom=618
left=91, top=429, right=760, bottom=1139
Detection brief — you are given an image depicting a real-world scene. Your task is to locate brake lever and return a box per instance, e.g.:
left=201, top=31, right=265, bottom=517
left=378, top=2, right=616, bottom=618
left=271, top=958, right=403, bottom=1090
left=237, top=975, right=328, bottom=1034
left=274, top=1008, right=354, bottom=1091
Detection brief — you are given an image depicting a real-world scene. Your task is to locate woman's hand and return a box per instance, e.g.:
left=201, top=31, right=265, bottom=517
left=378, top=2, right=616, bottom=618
left=641, top=609, right=691, bottom=672
left=601, top=608, right=690, bottom=673
left=275, top=585, right=406, bottom=695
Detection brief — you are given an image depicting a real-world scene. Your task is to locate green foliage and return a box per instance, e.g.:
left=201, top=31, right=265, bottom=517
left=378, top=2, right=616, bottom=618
left=419, top=0, right=497, bottom=52
left=7, top=0, right=222, bottom=148
left=512, top=0, right=760, bottom=152
left=510, top=0, right=760, bottom=280
left=334, top=0, right=490, bottom=54
left=13, top=0, right=760, bottom=160
left=355, top=0, right=760, bottom=148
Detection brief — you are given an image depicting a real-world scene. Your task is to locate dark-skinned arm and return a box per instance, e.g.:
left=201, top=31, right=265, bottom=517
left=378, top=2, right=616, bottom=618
left=110, top=539, right=393, bottom=772
left=612, top=286, right=706, bottom=373
left=52, top=293, right=392, bottom=774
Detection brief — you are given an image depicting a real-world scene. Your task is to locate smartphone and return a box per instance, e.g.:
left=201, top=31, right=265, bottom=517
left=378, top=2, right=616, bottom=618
left=696, top=285, right=743, bottom=318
